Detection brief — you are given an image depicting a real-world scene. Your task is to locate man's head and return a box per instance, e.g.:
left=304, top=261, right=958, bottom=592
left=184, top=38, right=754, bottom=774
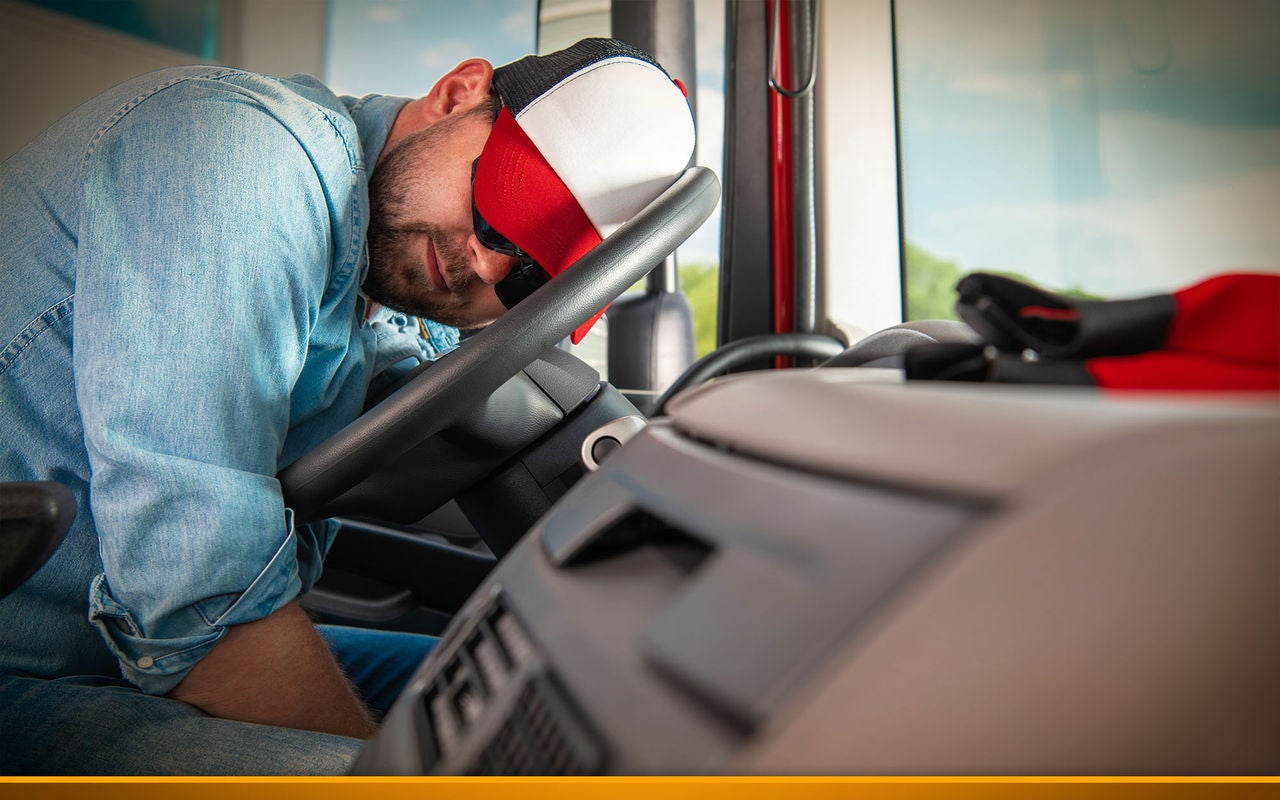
left=365, top=38, right=696, bottom=340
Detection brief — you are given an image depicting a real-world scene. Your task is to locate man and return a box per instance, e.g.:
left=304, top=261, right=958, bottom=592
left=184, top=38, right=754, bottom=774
left=0, top=37, right=694, bottom=774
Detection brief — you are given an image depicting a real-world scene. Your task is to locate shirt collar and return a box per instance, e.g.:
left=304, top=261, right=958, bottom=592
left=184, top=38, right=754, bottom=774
left=343, top=93, right=412, bottom=171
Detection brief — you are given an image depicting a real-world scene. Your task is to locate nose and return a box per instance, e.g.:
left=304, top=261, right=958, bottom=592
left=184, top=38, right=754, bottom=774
left=469, top=235, right=518, bottom=285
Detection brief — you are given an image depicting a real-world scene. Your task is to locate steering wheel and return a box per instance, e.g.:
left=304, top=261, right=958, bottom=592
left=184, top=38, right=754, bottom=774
left=279, top=166, right=721, bottom=523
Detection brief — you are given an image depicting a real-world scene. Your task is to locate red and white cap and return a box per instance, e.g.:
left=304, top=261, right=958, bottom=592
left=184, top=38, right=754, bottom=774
left=475, top=38, right=696, bottom=343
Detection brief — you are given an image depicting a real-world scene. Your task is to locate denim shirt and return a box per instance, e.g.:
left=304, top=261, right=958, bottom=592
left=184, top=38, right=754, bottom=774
left=0, top=67, right=457, bottom=694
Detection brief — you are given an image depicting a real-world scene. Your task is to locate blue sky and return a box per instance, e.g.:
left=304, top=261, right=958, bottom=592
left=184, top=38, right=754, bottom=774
left=325, top=0, right=538, bottom=98
left=896, top=0, right=1280, bottom=295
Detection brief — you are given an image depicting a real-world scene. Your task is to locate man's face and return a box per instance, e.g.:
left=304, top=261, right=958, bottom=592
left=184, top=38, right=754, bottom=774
left=365, top=105, right=518, bottom=328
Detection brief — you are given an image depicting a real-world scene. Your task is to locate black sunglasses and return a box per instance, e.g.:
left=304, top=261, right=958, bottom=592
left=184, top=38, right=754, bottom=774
left=471, top=158, right=552, bottom=309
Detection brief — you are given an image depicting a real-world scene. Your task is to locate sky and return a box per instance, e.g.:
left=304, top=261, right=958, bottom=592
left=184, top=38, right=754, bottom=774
left=895, top=0, right=1280, bottom=296
left=325, top=0, right=539, bottom=98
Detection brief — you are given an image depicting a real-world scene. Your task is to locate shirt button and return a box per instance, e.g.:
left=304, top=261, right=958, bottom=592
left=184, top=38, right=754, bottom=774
left=137, top=656, right=154, bottom=668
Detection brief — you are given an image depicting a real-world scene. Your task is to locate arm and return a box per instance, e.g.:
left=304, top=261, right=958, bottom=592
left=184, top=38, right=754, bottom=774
left=170, top=602, right=375, bottom=738
left=75, top=77, right=372, bottom=724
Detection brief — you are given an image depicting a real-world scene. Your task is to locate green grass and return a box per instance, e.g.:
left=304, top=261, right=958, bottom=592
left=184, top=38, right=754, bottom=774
left=680, top=261, right=720, bottom=358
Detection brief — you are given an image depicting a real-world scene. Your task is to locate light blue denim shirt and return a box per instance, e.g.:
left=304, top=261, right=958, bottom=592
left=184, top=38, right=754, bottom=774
left=0, top=66, right=457, bottom=695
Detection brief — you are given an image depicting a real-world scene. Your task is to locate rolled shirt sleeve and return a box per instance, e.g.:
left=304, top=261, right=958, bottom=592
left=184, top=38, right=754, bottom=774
left=73, top=75, right=370, bottom=695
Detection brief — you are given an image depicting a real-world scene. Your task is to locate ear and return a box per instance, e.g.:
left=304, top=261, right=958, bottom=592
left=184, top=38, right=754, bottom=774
left=381, top=59, right=495, bottom=158
left=420, top=58, right=495, bottom=123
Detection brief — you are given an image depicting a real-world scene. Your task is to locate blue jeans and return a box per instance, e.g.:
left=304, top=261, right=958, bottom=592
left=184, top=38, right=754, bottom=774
left=0, top=625, right=435, bottom=776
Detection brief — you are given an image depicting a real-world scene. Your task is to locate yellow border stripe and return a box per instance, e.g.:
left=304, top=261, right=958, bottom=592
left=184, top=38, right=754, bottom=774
left=2, top=777, right=1278, bottom=800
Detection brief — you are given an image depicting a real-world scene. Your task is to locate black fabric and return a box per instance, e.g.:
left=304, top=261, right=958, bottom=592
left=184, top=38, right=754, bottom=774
left=987, top=353, right=1094, bottom=385
left=903, top=343, right=1094, bottom=386
left=955, top=272, right=1175, bottom=359
left=903, top=343, right=990, bottom=382
left=909, top=272, right=1280, bottom=391
left=492, top=38, right=666, bottom=115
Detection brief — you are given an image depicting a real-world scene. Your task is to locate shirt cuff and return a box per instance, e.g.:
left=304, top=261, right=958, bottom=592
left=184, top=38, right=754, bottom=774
left=88, top=523, right=307, bottom=696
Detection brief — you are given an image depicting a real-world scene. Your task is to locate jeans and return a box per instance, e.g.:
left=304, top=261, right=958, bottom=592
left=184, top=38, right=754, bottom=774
left=0, top=625, right=435, bottom=776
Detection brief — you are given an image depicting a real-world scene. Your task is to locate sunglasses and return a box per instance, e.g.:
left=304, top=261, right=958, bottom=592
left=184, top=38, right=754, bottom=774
left=471, top=158, right=552, bottom=309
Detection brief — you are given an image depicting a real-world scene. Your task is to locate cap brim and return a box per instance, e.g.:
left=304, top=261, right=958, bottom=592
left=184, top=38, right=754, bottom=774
left=474, top=108, right=605, bottom=344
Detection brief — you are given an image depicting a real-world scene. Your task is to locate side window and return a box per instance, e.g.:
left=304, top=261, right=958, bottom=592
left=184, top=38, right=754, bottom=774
left=895, top=0, right=1280, bottom=319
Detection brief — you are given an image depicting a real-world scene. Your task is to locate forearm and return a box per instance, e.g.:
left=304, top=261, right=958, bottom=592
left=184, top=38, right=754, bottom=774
left=169, top=602, right=376, bottom=738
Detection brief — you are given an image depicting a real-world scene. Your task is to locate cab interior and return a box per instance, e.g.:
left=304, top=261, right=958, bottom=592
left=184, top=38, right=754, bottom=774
left=1, top=0, right=1277, bottom=776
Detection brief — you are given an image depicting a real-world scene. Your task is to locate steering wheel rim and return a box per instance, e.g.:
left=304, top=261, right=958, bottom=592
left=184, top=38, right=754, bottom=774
left=280, top=166, right=721, bottom=522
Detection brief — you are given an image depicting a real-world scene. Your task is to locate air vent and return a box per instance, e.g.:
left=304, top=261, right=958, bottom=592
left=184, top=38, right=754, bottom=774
left=466, top=674, right=604, bottom=775
left=419, top=595, right=605, bottom=774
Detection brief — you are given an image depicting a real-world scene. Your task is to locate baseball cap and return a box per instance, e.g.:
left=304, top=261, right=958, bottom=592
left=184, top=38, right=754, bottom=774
left=474, top=38, right=696, bottom=344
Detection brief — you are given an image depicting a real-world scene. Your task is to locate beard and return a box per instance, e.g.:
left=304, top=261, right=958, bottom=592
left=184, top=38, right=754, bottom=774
left=364, top=217, right=481, bottom=327
left=364, top=102, right=497, bottom=327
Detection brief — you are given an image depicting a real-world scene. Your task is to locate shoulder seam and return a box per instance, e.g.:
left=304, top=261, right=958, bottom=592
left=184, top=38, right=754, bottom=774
left=83, top=68, right=242, bottom=166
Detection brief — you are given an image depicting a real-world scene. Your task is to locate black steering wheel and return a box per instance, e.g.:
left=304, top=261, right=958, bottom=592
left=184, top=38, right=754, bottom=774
left=279, top=166, right=721, bottom=523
